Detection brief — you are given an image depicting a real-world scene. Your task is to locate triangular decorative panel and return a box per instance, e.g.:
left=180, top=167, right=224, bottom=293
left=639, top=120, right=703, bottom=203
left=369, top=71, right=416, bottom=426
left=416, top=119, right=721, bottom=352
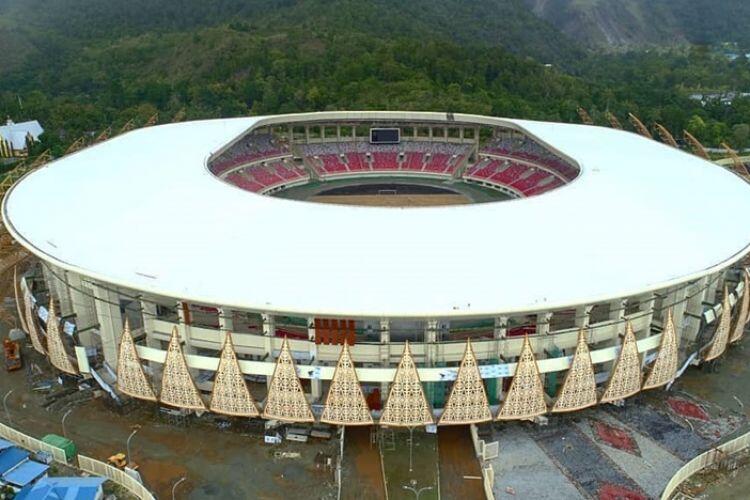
left=704, top=287, right=731, bottom=362
left=46, top=300, right=78, bottom=375
left=13, top=267, right=28, bottom=334
left=730, top=273, right=750, bottom=344
left=438, top=339, right=492, bottom=425
left=24, top=294, right=46, bottom=355
left=600, top=322, right=641, bottom=403
left=552, top=329, right=597, bottom=413
left=159, top=327, right=206, bottom=410
left=497, top=336, right=547, bottom=420
left=380, top=342, right=434, bottom=427
left=643, top=309, right=679, bottom=390
left=116, top=319, right=157, bottom=401
left=209, top=333, right=259, bottom=417
left=320, top=342, right=373, bottom=425
left=262, top=337, right=314, bottom=423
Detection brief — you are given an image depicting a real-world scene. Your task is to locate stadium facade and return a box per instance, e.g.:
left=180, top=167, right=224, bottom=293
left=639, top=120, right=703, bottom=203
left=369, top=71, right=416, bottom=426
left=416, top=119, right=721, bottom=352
left=5, top=111, right=750, bottom=424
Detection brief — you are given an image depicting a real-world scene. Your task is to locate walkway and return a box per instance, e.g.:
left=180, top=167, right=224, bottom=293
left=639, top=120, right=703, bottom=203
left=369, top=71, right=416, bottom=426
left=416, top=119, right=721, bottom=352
left=437, top=426, right=485, bottom=499
left=341, top=426, right=385, bottom=500
left=488, top=335, right=750, bottom=500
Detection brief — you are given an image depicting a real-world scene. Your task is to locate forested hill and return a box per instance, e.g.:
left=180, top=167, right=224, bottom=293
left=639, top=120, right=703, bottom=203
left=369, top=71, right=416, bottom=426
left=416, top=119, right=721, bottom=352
left=0, top=0, right=582, bottom=74
left=1, top=0, right=750, bottom=155
left=523, top=0, right=750, bottom=49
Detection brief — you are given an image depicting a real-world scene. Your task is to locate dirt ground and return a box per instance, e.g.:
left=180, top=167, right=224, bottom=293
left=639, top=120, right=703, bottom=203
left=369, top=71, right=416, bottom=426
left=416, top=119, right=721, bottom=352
left=437, top=426, right=484, bottom=499
left=310, top=193, right=471, bottom=207
left=0, top=346, right=339, bottom=500
left=340, top=426, right=385, bottom=500
left=668, top=335, right=750, bottom=499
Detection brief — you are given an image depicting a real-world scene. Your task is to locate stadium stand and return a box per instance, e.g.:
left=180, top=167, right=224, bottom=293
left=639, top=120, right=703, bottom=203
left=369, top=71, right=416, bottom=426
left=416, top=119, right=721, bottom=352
left=209, top=133, right=290, bottom=175
left=481, top=136, right=578, bottom=181
left=372, top=152, right=399, bottom=171
left=214, top=132, right=577, bottom=197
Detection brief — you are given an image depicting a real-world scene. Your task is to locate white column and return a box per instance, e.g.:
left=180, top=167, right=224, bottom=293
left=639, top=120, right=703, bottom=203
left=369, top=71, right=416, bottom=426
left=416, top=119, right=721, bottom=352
left=609, top=299, right=627, bottom=323
left=379, top=319, right=390, bottom=404
left=218, top=307, right=233, bottom=333
left=574, top=305, right=592, bottom=329
left=262, top=313, right=275, bottom=357
left=307, top=317, right=322, bottom=402
left=705, top=272, right=721, bottom=306
left=493, top=316, right=508, bottom=359
left=67, top=273, right=98, bottom=346
left=537, top=312, right=553, bottom=336
left=140, top=300, right=159, bottom=348
left=91, top=283, right=122, bottom=367
left=53, top=267, right=73, bottom=317
left=670, top=286, right=690, bottom=344
left=176, top=302, right=195, bottom=354
left=424, top=319, right=438, bottom=366
left=493, top=316, right=508, bottom=401
left=262, top=313, right=275, bottom=390
left=683, top=278, right=707, bottom=344
left=639, top=294, right=657, bottom=336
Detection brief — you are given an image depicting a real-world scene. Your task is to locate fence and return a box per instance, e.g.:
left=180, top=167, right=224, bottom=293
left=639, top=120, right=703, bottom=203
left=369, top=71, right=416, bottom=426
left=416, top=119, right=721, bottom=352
left=336, top=426, right=345, bottom=500
left=469, top=424, right=497, bottom=500
left=482, top=463, right=495, bottom=500
left=661, top=430, right=750, bottom=499
left=78, top=454, right=156, bottom=500
left=0, top=421, right=155, bottom=499
left=0, top=422, right=67, bottom=463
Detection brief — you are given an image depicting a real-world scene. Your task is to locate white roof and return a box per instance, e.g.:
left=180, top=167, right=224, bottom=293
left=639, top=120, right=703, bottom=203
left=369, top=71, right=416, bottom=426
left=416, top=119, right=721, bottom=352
left=0, top=120, right=43, bottom=149
left=4, top=112, right=750, bottom=318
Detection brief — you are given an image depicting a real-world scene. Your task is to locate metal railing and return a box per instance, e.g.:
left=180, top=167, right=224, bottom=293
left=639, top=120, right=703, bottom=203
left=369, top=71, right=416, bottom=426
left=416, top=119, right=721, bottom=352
left=661, top=430, right=750, bottom=499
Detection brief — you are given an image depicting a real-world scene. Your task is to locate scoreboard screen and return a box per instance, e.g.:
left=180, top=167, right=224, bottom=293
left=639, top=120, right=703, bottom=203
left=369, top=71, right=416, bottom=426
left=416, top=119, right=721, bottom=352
left=370, top=128, right=400, bottom=144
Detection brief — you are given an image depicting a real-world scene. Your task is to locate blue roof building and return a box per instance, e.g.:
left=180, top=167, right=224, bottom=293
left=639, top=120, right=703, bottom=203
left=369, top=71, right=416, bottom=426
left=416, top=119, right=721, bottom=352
left=0, top=447, right=29, bottom=475
left=15, top=476, right=106, bottom=500
left=0, top=439, right=15, bottom=453
left=2, top=460, right=49, bottom=487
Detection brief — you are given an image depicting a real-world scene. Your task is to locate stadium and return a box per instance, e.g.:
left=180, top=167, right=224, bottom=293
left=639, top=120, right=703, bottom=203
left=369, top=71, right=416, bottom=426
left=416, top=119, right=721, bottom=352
left=4, top=110, right=750, bottom=426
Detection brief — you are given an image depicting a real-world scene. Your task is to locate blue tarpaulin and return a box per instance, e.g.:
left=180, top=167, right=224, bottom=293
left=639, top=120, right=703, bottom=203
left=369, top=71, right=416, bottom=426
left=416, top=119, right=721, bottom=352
left=2, top=460, right=49, bottom=487
left=0, top=439, right=14, bottom=452
left=0, top=447, right=29, bottom=474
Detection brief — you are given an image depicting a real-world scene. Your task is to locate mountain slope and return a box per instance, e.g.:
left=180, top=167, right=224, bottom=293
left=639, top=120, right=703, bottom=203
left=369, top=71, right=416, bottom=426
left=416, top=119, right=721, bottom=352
left=0, top=0, right=583, bottom=78
left=523, top=0, right=750, bottom=48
